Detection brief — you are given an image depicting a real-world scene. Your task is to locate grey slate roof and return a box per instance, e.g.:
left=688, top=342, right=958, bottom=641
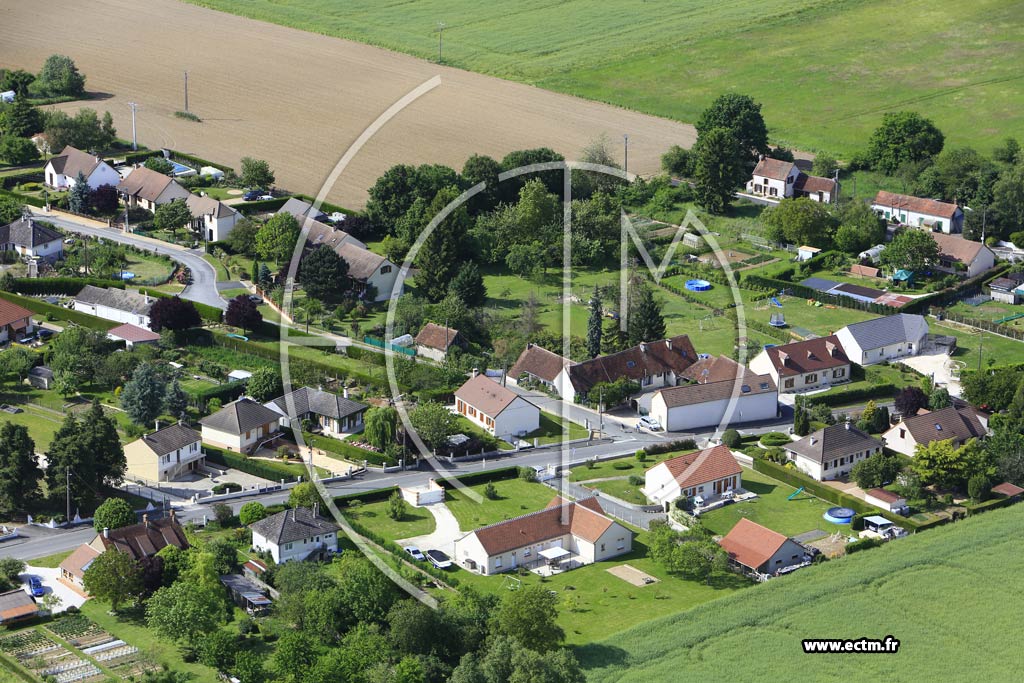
left=840, top=314, right=928, bottom=350
left=138, top=423, right=201, bottom=456
left=48, top=146, right=108, bottom=179
left=74, top=285, right=154, bottom=316
left=269, top=386, right=368, bottom=421
left=785, top=423, right=881, bottom=464
left=200, top=397, right=280, bottom=435
left=900, top=406, right=987, bottom=446
left=277, top=197, right=326, bottom=221
left=0, top=217, right=63, bottom=248
left=249, top=507, right=338, bottom=544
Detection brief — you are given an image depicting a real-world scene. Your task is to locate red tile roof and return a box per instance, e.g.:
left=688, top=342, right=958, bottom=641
left=470, top=497, right=617, bottom=555
left=414, top=322, right=461, bottom=352
left=762, top=335, right=849, bottom=376
left=867, top=488, right=904, bottom=504
left=509, top=343, right=574, bottom=383
left=0, top=298, right=33, bottom=328
left=872, top=191, right=959, bottom=219
left=108, top=323, right=160, bottom=343
left=752, top=157, right=796, bottom=181
left=659, top=444, right=742, bottom=490
left=992, top=482, right=1024, bottom=498
left=567, top=336, right=697, bottom=396
left=455, top=374, right=525, bottom=418
left=718, top=518, right=789, bottom=570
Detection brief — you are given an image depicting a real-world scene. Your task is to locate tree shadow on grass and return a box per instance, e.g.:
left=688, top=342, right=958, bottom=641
left=574, top=642, right=630, bottom=671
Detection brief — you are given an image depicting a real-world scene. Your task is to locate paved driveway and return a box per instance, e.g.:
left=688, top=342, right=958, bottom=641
left=20, top=566, right=87, bottom=612
left=397, top=503, right=463, bottom=556
left=900, top=352, right=962, bottom=397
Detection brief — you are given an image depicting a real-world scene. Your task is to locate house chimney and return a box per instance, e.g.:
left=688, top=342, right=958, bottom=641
left=313, top=502, right=319, bottom=517
left=666, top=339, right=672, bottom=350
left=143, top=513, right=151, bottom=528
left=342, top=387, right=349, bottom=399
left=826, top=341, right=838, bottom=357
left=154, top=419, right=160, bottom=432
left=103, top=527, right=109, bottom=538
left=640, top=343, right=647, bottom=354
left=472, top=368, right=479, bottom=378
left=845, top=420, right=851, bottom=430
left=810, top=437, right=817, bottom=445
left=169, top=508, right=177, bottom=522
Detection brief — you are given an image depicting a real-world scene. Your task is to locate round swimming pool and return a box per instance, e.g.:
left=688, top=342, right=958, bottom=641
left=118, top=272, right=136, bottom=280
left=824, top=507, right=856, bottom=524
left=685, top=279, right=712, bottom=292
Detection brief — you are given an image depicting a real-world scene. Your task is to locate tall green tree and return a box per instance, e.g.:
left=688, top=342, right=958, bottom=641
left=586, top=290, right=603, bottom=359
left=761, top=197, right=838, bottom=248
left=364, top=407, right=398, bottom=450
left=692, top=127, right=745, bottom=213
left=300, top=245, right=349, bottom=303
left=153, top=199, right=193, bottom=236
left=146, top=575, right=224, bottom=643
left=120, top=363, right=168, bottom=427
left=409, top=400, right=457, bottom=451
left=83, top=550, right=143, bottom=611
left=415, top=186, right=470, bottom=302
left=461, top=153, right=502, bottom=213
left=246, top=367, right=282, bottom=403
left=163, top=380, right=188, bottom=419
left=0, top=423, right=40, bottom=516
left=0, top=69, right=35, bottom=97
left=256, top=211, right=301, bottom=264
left=449, top=261, right=486, bottom=307
left=240, top=157, right=275, bottom=188
left=695, top=93, right=769, bottom=165
left=491, top=586, right=564, bottom=653
left=68, top=171, right=90, bottom=213
left=867, top=111, right=945, bottom=174
left=93, top=497, right=137, bottom=531
left=627, top=283, right=666, bottom=345
left=879, top=230, right=940, bottom=274
left=37, top=55, right=86, bottom=96
left=45, top=401, right=125, bottom=509
left=3, top=96, right=42, bottom=139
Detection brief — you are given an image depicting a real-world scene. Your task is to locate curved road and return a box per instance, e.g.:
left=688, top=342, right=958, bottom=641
left=30, top=210, right=227, bottom=310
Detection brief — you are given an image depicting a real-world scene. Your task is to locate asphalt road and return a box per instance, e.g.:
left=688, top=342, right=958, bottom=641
left=31, top=210, right=227, bottom=310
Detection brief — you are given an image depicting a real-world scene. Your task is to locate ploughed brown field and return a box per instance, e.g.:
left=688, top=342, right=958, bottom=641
left=0, top=0, right=699, bottom=209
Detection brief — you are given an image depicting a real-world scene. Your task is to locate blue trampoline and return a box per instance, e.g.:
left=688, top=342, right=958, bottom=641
left=685, top=279, right=712, bottom=292
left=824, top=507, right=856, bottom=524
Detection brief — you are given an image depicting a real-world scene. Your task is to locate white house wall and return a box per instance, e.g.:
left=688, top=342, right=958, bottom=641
left=881, top=423, right=918, bottom=457
left=72, top=301, right=151, bottom=328
left=493, top=398, right=540, bottom=441
left=651, top=392, right=777, bottom=433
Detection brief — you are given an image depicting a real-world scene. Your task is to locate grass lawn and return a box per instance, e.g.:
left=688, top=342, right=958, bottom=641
left=526, top=411, right=590, bottom=445
left=946, top=299, right=1024, bottom=332
left=25, top=550, right=72, bottom=568
left=934, top=320, right=1024, bottom=370
left=184, top=0, right=1022, bottom=155
left=699, top=467, right=847, bottom=538
left=446, top=479, right=560, bottom=530
left=79, top=601, right=221, bottom=683
left=818, top=364, right=924, bottom=407
left=342, top=498, right=436, bottom=542
left=585, top=478, right=646, bottom=505
left=569, top=451, right=679, bottom=482
left=452, top=415, right=514, bottom=450
left=583, top=503, right=1024, bottom=682
left=203, top=253, right=231, bottom=281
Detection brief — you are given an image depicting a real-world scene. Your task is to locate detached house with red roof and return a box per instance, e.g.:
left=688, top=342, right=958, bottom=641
left=718, top=518, right=810, bottom=579
left=453, top=497, right=632, bottom=575
left=414, top=322, right=464, bottom=362
left=44, top=145, right=120, bottom=191
left=454, top=373, right=539, bottom=442
left=748, top=335, right=850, bottom=393
left=642, top=444, right=743, bottom=510
left=871, top=190, right=963, bottom=234
left=745, top=156, right=837, bottom=203
left=0, top=298, right=34, bottom=344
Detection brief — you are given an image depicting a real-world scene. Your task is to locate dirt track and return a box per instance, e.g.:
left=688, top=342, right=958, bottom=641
left=0, top=0, right=698, bottom=209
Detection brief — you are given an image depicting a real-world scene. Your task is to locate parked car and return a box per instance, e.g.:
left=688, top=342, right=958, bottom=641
left=256, top=193, right=274, bottom=201
left=37, top=329, right=54, bottom=339
left=16, top=334, right=35, bottom=344
left=248, top=295, right=263, bottom=304
left=426, top=549, right=452, bottom=569
left=403, top=546, right=425, bottom=562
left=638, top=416, right=662, bottom=431
left=27, top=577, right=44, bottom=597
left=242, top=189, right=265, bottom=201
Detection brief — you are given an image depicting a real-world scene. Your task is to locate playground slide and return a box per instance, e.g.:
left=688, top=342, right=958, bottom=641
left=787, top=487, right=805, bottom=500
left=771, top=297, right=782, bottom=307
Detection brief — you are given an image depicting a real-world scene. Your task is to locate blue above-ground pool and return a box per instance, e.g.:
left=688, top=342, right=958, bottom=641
left=118, top=271, right=136, bottom=280
left=685, top=279, right=712, bottom=292
left=824, top=507, right=856, bottom=524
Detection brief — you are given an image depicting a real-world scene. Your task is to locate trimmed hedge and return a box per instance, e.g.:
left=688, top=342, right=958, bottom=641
left=0, top=290, right=117, bottom=330
left=334, top=486, right=401, bottom=506
left=137, top=287, right=222, bottom=323
left=644, top=439, right=698, bottom=456
left=964, top=495, right=1019, bottom=516
left=10, top=277, right=125, bottom=296
left=304, top=433, right=395, bottom=467
left=0, top=188, right=45, bottom=208
left=204, top=444, right=308, bottom=483
left=811, top=383, right=897, bottom=408
left=1, top=170, right=46, bottom=189
left=186, top=379, right=248, bottom=409
left=234, top=198, right=289, bottom=214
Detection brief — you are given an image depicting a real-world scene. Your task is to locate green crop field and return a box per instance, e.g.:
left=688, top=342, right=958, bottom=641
left=185, top=0, right=1023, bottom=154
left=581, top=503, right=1024, bottom=681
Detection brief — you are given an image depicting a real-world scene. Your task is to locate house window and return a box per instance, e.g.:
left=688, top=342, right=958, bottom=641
left=600, top=543, right=605, bottom=552
left=899, top=429, right=906, bottom=438
left=495, top=556, right=502, bottom=568
left=285, top=543, right=292, bottom=550
left=617, top=538, right=625, bottom=550
left=784, top=378, right=794, bottom=389
left=380, top=265, right=392, bottom=274
left=833, top=369, right=845, bottom=378
left=805, top=373, right=818, bottom=383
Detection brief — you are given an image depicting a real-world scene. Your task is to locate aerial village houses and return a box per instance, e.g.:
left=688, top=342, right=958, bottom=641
left=642, top=444, right=743, bottom=510
left=414, top=322, right=464, bottom=361
left=264, top=386, right=368, bottom=437
left=834, top=314, right=929, bottom=366
left=784, top=422, right=883, bottom=481
left=559, top=335, right=698, bottom=404
left=0, top=589, right=40, bottom=626
left=930, top=233, right=996, bottom=279
left=107, top=322, right=161, bottom=349
left=745, top=156, right=837, bottom=203
left=0, top=216, right=64, bottom=261
left=865, top=488, right=908, bottom=514
left=73, top=285, right=155, bottom=328
left=717, top=518, right=810, bottom=579
left=0, top=298, right=35, bottom=344
left=124, top=423, right=204, bottom=482
left=989, top=276, right=1021, bottom=304
left=882, top=405, right=988, bottom=456
left=44, top=145, right=121, bottom=191
left=871, top=191, right=963, bottom=233
left=454, top=374, right=540, bottom=442
left=59, top=512, right=188, bottom=591
left=507, top=343, right=574, bottom=393
left=336, top=242, right=401, bottom=302
left=250, top=506, right=339, bottom=564
left=453, top=497, right=632, bottom=575
left=186, top=193, right=240, bottom=243
left=199, top=397, right=282, bottom=453
left=748, top=335, right=850, bottom=393
left=117, top=166, right=191, bottom=212
left=647, top=355, right=778, bottom=432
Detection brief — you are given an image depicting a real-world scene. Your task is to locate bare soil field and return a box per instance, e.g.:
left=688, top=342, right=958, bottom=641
left=0, top=0, right=698, bottom=209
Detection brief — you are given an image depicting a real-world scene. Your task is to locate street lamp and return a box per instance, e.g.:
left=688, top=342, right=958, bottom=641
left=623, top=134, right=629, bottom=176
left=436, top=22, right=447, bottom=63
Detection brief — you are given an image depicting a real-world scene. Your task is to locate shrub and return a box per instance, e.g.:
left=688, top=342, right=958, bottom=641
left=722, top=429, right=741, bottom=448
left=387, top=491, right=407, bottom=521
left=211, top=482, right=242, bottom=495
left=612, top=461, right=633, bottom=471
left=635, top=449, right=647, bottom=462
left=628, top=475, right=644, bottom=486
left=759, top=431, right=792, bottom=447
left=212, top=503, right=233, bottom=526
left=968, top=474, right=991, bottom=503
left=518, top=466, right=538, bottom=482
left=238, top=502, right=267, bottom=526
left=484, top=482, right=498, bottom=500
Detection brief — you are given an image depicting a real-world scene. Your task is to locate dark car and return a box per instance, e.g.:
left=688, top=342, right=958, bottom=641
left=426, top=550, right=452, bottom=569
left=37, top=329, right=54, bottom=339
left=243, top=189, right=265, bottom=201
left=27, top=577, right=44, bottom=597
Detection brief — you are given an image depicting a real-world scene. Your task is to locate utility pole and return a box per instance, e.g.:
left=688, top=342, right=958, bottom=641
left=65, top=467, right=71, bottom=526
left=127, top=102, right=138, bottom=151
left=183, top=71, right=189, bottom=113
left=436, top=22, right=446, bottom=63
left=978, top=330, right=984, bottom=372
left=623, top=134, right=629, bottom=176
